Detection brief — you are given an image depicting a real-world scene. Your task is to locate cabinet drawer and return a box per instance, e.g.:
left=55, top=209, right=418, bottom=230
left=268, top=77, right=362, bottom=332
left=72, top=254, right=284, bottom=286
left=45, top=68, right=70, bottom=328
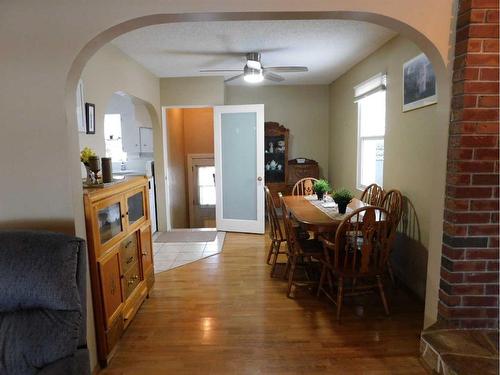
left=122, top=261, right=141, bottom=300
left=120, top=233, right=139, bottom=274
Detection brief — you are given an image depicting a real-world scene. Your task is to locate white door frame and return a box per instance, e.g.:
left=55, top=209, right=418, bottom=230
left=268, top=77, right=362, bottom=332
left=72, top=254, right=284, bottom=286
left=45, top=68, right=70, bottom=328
left=214, top=104, right=265, bottom=234
left=161, top=105, right=213, bottom=230
left=187, top=153, right=215, bottom=228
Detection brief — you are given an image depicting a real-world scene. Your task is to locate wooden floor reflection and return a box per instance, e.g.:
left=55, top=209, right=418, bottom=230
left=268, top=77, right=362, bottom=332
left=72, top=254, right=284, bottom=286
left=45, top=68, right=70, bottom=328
left=101, top=232, right=427, bottom=374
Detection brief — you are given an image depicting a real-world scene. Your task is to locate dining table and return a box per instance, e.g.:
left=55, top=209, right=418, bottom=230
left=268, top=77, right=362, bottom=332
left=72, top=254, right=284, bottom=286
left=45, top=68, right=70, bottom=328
left=281, top=195, right=368, bottom=234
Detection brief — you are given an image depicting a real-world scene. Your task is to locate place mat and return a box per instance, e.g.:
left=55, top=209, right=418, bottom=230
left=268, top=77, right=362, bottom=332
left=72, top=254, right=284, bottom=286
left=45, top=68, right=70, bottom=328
left=307, top=198, right=352, bottom=220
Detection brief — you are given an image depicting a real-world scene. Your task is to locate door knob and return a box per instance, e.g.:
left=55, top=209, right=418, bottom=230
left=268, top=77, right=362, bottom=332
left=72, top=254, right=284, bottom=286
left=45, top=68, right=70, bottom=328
left=257, top=177, right=263, bottom=181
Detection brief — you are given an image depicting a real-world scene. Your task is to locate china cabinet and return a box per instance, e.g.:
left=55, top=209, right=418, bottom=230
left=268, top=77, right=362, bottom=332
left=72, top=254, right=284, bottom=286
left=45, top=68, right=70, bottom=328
left=83, top=176, right=154, bottom=367
left=264, top=122, right=289, bottom=206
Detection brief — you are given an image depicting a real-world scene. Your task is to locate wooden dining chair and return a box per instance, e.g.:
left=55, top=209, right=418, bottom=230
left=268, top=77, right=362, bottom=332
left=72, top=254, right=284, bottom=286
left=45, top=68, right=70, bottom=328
left=292, top=177, right=318, bottom=196
left=279, top=192, right=323, bottom=297
left=265, top=186, right=287, bottom=277
left=360, top=183, right=384, bottom=206
left=317, top=206, right=391, bottom=321
left=381, top=189, right=403, bottom=285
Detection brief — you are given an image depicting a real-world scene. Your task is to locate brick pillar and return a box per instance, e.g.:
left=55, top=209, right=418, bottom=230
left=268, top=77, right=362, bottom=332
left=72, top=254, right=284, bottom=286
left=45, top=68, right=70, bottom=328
left=440, top=0, right=499, bottom=328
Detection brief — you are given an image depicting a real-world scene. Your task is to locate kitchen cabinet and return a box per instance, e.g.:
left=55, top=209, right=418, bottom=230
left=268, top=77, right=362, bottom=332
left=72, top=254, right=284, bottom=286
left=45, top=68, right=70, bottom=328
left=139, top=127, right=153, bottom=153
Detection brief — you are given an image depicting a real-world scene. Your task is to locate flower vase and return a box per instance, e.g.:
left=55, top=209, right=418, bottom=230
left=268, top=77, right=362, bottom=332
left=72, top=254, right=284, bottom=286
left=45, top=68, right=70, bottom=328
left=85, top=165, right=93, bottom=185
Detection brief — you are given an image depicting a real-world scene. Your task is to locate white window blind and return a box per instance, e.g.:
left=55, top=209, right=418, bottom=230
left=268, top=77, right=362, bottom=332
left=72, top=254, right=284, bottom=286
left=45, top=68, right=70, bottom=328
left=355, top=73, right=387, bottom=190
left=354, top=73, right=387, bottom=102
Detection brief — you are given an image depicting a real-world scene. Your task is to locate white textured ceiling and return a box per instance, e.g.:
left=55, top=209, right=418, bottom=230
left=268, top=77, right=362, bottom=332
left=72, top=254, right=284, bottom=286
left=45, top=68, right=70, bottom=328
left=112, top=20, right=397, bottom=85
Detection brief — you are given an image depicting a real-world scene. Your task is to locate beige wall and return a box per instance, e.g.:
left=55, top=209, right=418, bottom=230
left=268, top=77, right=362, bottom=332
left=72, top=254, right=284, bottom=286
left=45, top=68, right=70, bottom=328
left=328, top=35, right=450, bottom=327
left=0, top=1, right=455, bottom=370
left=226, top=85, right=330, bottom=176
left=160, top=77, right=225, bottom=106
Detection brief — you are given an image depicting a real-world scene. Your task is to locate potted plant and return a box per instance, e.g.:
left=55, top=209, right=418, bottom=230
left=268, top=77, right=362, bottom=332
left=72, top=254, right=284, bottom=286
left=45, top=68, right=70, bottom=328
left=313, top=179, right=331, bottom=201
left=332, top=188, right=354, bottom=214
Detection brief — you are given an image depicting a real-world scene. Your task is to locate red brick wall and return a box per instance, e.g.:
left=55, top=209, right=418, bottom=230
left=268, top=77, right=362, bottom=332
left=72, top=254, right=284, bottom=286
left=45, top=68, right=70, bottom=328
left=440, top=0, right=499, bottom=328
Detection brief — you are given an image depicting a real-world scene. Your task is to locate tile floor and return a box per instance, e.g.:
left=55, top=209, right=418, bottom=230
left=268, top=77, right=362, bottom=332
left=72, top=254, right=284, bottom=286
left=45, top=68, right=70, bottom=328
left=153, top=232, right=226, bottom=273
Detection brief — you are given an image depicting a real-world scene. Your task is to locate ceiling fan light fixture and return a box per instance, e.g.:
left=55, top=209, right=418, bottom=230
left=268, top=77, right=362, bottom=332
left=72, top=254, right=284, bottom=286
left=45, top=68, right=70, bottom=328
left=243, top=66, right=263, bottom=83
left=244, top=70, right=264, bottom=83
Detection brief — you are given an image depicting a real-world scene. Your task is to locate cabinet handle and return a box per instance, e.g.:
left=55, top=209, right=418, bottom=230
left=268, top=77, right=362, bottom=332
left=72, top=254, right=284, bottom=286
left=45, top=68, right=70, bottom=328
left=121, top=214, right=125, bottom=218
left=124, top=240, right=133, bottom=248
left=127, top=279, right=135, bottom=286
left=126, top=256, right=134, bottom=264
left=142, top=251, right=148, bottom=256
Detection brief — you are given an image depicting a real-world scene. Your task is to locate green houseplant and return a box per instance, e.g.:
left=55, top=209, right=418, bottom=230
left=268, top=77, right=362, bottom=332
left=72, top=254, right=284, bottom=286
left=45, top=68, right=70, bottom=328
left=313, top=179, right=331, bottom=200
left=332, top=188, right=354, bottom=214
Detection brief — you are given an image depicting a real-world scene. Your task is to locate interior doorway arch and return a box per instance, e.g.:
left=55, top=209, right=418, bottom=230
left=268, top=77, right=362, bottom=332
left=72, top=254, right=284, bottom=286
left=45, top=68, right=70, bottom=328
left=65, top=11, right=452, bottom=366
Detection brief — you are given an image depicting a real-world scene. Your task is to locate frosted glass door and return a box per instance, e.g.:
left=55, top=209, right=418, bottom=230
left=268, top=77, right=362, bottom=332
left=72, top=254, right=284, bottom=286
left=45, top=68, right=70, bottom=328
left=214, top=105, right=265, bottom=234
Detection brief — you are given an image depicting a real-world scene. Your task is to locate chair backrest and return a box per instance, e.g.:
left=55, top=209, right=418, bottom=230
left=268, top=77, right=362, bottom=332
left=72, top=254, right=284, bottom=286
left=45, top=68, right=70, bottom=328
left=322, top=206, right=390, bottom=275
left=279, top=193, right=297, bottom=255
left=360, top=183, right=384, bottom=206
left=292, top=177, right=318, bottom=196
left=265, top=186, right=284, bottom=241
left=381, top=189, right=403, bottom=245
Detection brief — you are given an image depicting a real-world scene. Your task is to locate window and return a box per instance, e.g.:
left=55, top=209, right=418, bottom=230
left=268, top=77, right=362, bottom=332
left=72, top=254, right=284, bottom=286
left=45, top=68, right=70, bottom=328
left=355, top=74, right=387, bottom=190
left=197, top=166, right=216, bottom=206
left=104, top=114, right=127, bottom=162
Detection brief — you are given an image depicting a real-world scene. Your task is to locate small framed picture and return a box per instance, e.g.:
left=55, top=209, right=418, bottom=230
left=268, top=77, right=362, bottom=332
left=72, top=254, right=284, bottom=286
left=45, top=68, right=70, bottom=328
left=85, top=103, right=95, bottom=134
left=403, top=53, right=437, bottom=112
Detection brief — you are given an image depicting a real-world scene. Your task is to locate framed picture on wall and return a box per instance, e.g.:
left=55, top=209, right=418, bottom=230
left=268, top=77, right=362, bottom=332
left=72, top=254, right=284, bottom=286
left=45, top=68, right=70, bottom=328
left=85, top=103, right=95, bottom=134
left=403, top=53, right=437, bottom=112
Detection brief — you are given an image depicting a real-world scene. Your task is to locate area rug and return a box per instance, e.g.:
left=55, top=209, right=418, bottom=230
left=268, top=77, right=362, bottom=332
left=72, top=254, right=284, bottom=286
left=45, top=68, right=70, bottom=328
left=155, top=230, right=218, bottom=243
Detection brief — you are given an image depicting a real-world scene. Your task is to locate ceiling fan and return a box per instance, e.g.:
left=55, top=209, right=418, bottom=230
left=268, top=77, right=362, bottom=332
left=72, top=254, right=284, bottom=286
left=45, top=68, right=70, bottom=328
left=199, top=52, right=308, bottom=83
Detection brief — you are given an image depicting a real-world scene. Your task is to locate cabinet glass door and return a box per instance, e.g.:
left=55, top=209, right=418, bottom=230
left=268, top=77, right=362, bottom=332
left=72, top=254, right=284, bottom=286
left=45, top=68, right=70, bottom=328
left=98, top=201, right=124, bottom=245
left=126, top=186, right=147, bottom=231
left=127, top=191, right=144, bottom=224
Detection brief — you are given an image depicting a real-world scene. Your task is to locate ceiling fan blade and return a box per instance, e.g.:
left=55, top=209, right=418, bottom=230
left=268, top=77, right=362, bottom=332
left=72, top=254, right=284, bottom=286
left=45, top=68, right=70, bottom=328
left=264, top=71, right=285, bottom=82
left=200, top=69, right=244, bottom=73
left=224, top=73, right=244, bottom=83
left=264, top=66, right=309, bottom=73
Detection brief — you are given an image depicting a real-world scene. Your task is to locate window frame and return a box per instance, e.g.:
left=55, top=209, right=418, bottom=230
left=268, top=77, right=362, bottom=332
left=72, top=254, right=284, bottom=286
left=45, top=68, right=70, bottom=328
left=355, top=74, right=387, bottom=191
left=196, top=165, right=216, bottom=207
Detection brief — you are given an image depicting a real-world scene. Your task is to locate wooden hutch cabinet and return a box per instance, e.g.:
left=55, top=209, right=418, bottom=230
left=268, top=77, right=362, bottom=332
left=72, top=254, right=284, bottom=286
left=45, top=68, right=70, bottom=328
left=264, top=122, right=289, bottom=206
left=287, top=158, right=320, bottom=189
left=83, top=176, right=155, bottom=367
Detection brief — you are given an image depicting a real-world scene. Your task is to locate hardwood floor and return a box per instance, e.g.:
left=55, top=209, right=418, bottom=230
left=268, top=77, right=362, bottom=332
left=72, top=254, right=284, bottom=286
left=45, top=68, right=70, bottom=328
left=101, top=232, right=427, bottom=374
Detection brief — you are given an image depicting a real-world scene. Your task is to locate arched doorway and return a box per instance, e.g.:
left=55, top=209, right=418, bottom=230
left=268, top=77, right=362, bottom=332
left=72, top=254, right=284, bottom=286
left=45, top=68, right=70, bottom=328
left=65, top=11, right=452, bottom=368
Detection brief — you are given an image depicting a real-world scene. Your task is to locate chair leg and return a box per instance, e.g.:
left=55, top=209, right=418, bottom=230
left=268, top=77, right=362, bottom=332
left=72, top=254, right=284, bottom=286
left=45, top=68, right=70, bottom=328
left=387, top=261, right=396, bottom=287
left=317, top=264, right=326, bottom=297
left=336, top=277, right=344, bottom=322
left=327, top=271, right=334, bottom=294
left=287, top=255, right=297, bottom=298
left=270, top=240, right=280, bottom=277
left=266, top=239, right=274, bottom=265
left=377, top=275, right=390, bottom=315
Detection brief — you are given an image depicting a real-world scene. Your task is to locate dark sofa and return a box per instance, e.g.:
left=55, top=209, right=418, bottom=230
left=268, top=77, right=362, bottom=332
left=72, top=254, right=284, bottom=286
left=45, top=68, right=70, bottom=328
left=0, top=231, right=90, bottom=375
